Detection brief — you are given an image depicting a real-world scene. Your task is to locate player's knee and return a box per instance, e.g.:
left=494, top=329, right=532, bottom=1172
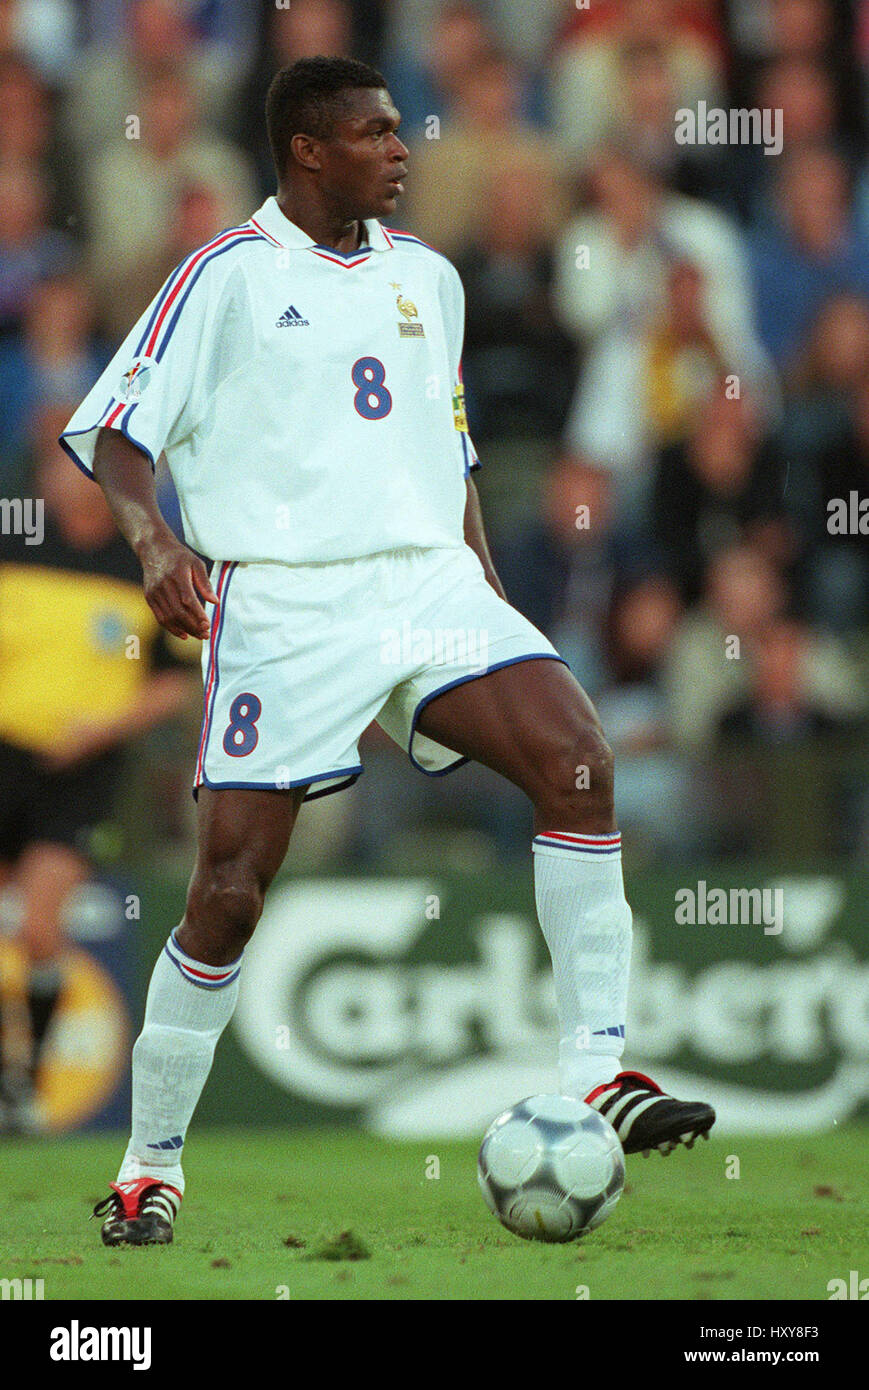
left=531, top=719, right=615, bottom=827
left=184, top=866, right=265, bottom=961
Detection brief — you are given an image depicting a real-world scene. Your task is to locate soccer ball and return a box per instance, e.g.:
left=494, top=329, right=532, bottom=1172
left=477, top=1094, right=625, bottom=1243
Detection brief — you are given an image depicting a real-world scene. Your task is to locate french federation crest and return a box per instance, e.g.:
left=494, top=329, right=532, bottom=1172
left=393, top=285, right=425, bottom=338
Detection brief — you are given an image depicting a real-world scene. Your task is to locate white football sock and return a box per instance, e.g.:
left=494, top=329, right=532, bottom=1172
left=533, top=831, right=632, bottom=1099
left=117, top=930, right=243, bottom=1193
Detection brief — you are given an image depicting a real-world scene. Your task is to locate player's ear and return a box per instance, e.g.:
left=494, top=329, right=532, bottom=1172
left=290, top=133, right=323, bottom=174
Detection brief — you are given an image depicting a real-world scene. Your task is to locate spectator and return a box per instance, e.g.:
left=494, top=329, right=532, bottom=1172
left=728, top=1, right=864, bottom=154
left=0, top=425, right=197, bottom=1133
left=64, top=0, right=242, bottom=155
left=549, top=0, right=725, bottom=161
left=82, top=66, right=257, bottom=324
left=594, top=576, right=698, bottom=859
left=729, top=54, right=842, bottom=224
left=0, top=271, right=108, bottom=481
left=97, top=179, right=229, bottom=342
left=553, top=141, right=765, bottom=378
left=780, top=292, right=869, bottom=572
left=756, top=55, right=839, bottom=150
left=486, top=0, right=564, bottom=70
left=80, top=0, right=260, bottom=67
left=783, top=292, right=869, bottom=463
left=0, top=0, right=78, bottom=87
left=455, top=157, right=575, bottom=447
left=383, top=0, right=546, bottom=139
left=750, top=144, right=869, bottom=367
left=0, top=161, right=76, bottom=335
left=652, top=389, right=790, bottom=605
left=382, top=1, right=499, bottom=138
left=492, top=457, right=628, bottom=696
left=663, top=542, right=863, bottom=750
left=400, top=47, right=562, bottom=258
left=607, top=38, right=725, bottom=202
left=717, top=615, right=860, bottom=742
left=709, top=607, right=865, bottom=857
left=767, top=0, right=837, bottom=58
left=0, top=56, right=84, bottom=237
left=563, top=258, right=776, bottom=531
left=801, top=369, right=869, bottom=632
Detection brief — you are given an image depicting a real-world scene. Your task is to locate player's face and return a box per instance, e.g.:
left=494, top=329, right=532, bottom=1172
left=322, top=88, right=409, bottom=221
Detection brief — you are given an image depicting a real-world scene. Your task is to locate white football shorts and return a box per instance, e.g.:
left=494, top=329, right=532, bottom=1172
left=193, top=543, right=565, bottom=799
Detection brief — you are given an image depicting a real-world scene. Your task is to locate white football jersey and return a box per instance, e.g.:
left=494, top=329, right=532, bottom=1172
left=60, top=196, right=480, bottom=563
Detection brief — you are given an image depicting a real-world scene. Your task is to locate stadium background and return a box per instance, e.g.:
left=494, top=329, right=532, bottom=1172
left=0, top=0, right=866, bottom=1142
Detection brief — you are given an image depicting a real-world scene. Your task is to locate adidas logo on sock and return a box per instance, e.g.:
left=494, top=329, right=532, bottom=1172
left=276, top=305, right=310, bottom=327
left=147, top=1134, right=183, bottom=1151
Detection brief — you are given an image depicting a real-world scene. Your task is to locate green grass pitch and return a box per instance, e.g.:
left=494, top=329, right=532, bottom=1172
left=0, top=1127, right=864, bottom=1300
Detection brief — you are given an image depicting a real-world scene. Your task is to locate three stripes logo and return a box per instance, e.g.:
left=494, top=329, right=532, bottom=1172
left=276, top=304, right=310, bottom=327
left=147, top=1134, right=183, bottom=1151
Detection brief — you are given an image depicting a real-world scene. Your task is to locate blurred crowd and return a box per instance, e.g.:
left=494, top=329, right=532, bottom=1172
left=1, top=0, right=867, bottom=868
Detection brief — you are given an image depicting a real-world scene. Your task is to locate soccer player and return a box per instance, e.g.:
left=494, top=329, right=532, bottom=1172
left=0, top=440, right=195, bottom=1133
left=61, top=58, right=714, bottom=1246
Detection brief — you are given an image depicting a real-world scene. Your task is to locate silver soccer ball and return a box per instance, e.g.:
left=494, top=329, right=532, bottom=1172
left=478, top=1094, right=625, bottom=1242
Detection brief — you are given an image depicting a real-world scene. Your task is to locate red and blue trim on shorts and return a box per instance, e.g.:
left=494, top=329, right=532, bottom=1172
left=194, top=560, right=237, bottom=791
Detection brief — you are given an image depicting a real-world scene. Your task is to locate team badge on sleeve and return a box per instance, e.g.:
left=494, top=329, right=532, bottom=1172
left=119, top=359, right=156, bottom=401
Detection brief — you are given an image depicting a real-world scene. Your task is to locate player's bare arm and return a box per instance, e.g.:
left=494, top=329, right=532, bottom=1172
left=464, top=475, right=507, bottom=601
left=93, top=428, right=218, bottom=641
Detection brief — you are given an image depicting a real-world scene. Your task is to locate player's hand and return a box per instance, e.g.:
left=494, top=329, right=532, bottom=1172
left=138, top=537, right=220, bottom=640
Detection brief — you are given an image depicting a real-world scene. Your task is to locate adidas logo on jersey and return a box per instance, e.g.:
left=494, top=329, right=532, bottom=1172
left=276, top=305, right=310, bottom=327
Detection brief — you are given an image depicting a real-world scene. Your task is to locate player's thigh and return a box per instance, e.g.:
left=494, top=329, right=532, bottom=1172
left=191, top=785, right=308, bottom=891
left=415, top=656, right=606, bottom=789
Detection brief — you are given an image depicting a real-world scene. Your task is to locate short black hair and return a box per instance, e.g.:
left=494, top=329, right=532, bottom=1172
left=266, top=56, right=388, bottom=177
